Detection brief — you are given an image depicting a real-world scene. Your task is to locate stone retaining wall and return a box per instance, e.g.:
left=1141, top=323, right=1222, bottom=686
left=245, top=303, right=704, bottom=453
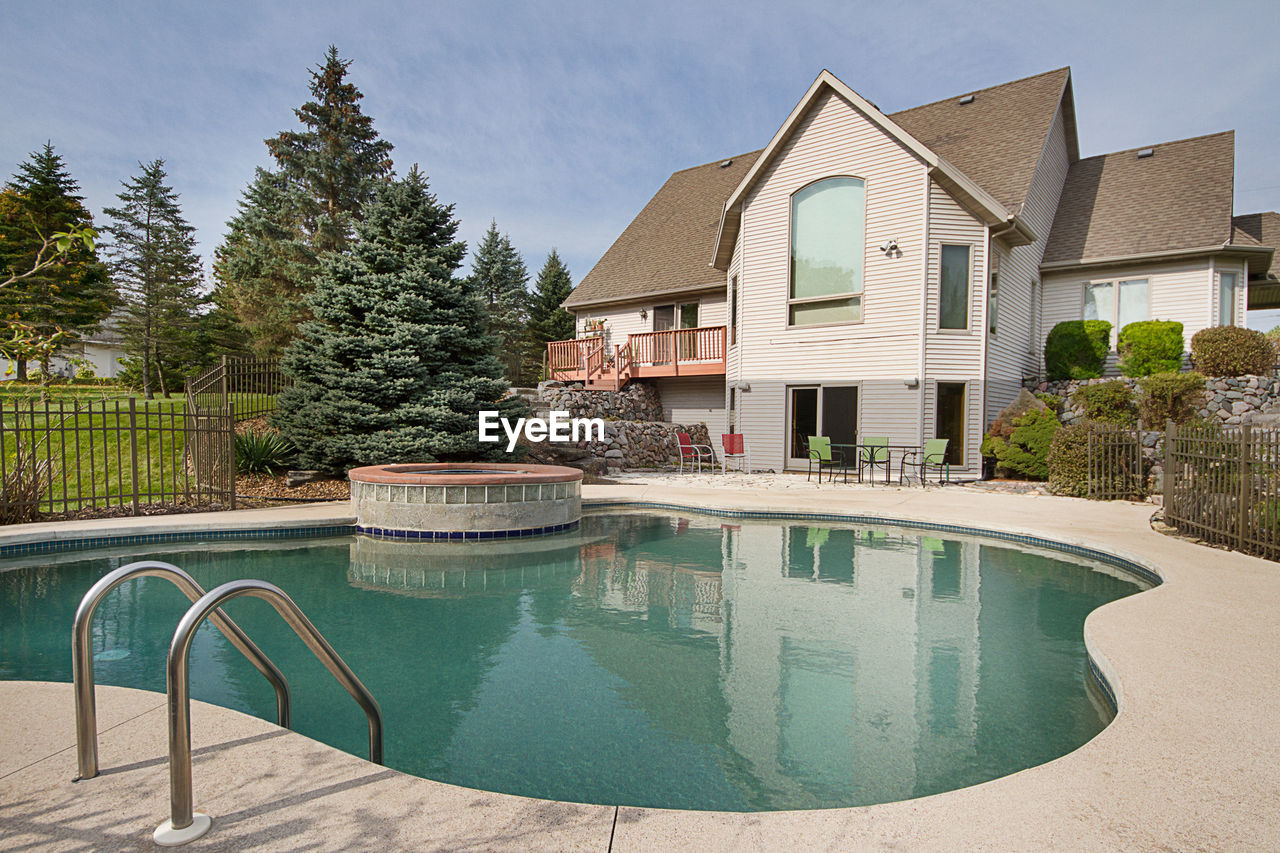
left=1031, top=374, right=1280, bottom=426
left=587, top=421, right=713, bottom=472
left=536, top=380, right=664, bottom=422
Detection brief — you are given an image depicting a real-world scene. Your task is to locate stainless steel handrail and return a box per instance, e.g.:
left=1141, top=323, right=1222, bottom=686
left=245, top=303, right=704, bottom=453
left=72, top=561, right=291, bottom=780
left=162, top=579, right=383, bottom=839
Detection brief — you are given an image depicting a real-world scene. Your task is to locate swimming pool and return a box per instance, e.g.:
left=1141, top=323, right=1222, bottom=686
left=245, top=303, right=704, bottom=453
left=0, top=510, right=1147, bottom=812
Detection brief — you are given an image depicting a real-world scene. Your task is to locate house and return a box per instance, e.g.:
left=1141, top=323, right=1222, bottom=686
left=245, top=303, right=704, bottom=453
left=551, top=67, right=1276, bottom=477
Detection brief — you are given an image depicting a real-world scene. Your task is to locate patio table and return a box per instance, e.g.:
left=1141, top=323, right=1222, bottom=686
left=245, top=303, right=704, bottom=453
left=831, top=443, right=923, bottom=485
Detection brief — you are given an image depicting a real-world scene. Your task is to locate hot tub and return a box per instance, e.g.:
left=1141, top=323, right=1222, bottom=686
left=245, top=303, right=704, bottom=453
left=347, top=462, right=583, bottom=540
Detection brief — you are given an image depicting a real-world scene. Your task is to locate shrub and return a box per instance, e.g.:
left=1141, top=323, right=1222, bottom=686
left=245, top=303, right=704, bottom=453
left=1117, top=320, right=1183, bottom=377
left=980, top=408, right=1060, bottom=480
left=1073, top=380, right=1135, bottom=425
left=1034, top=392, right=1062, bottom=413
left=1136, top=371, right=1206, bottom=426
left=1190, top=326, right=1274, bottom=377
left=1045, top=320, right=1112, bottom=380
left=234, top=429, right=296, bottom=474
left=1046, top=423, right=1091, bottom=497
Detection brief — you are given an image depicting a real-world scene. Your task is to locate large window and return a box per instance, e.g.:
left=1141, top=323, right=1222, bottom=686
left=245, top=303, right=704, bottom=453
left=1084, top=279, right=1148, bottom=343
left=789, top=178, right=865, bottom=326
left=939, top=244, right=971, bottom=330
left=1219, top=272, right=1240, bottom=326
left=935, top=382, right=966, bottom=466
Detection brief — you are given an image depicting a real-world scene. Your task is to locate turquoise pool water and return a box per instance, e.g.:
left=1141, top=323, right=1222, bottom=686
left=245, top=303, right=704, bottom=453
left=0, top=511, right=1146, bottom=811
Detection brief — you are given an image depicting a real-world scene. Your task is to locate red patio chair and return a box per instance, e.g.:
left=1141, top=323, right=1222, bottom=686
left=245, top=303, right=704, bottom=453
left=676, top=432, right=714, bottom=474
left=721, top=434, right=750, bottom=474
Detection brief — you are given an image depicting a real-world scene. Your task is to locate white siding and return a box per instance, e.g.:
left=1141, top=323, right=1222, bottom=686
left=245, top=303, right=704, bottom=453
left=733, top=88, right=931, bottom=473
left=573, top=292, right=727, bottom=351
left=923, top=181, right=987, bottom=475
left=653, top=376, right=728, bottom=437
left=1041, top=260, right=1216, bottom=360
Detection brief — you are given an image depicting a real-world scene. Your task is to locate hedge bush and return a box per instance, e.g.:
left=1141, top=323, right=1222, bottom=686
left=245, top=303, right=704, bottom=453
left=1074, top=380, right=1135, bottom=425
left=980, top=408, right=1060, bottom=480
left=1136, top=371, right=1205, bottom=426
left=1190, top=326, right=1274, bottom=377
left=1117, top=320, right=1183, bottom=377
left=1046, top=423, right=1091, bottom=497
left=1045, top=320, right=1111, bottom=380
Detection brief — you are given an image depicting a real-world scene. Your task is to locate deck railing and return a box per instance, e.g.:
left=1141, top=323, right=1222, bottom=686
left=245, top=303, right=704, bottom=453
left=626, top=326, right=726, bottom=368
left=547, top=326, right=726, bottom=385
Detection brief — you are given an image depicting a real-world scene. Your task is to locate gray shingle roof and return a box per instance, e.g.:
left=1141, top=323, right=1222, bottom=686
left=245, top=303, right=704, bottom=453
left=563, top=153, right=760, bottom=308
left=1042, top=132, right=1235, bottom=266
left=891, top=68, right=1073, bottom=216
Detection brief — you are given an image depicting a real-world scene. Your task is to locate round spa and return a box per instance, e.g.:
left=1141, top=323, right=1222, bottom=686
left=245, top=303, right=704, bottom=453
left=347, top=462, right=583, bottom=540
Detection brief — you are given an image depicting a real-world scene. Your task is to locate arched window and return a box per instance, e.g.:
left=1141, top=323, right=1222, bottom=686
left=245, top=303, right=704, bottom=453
left=789, top=177, right=865, bottom=326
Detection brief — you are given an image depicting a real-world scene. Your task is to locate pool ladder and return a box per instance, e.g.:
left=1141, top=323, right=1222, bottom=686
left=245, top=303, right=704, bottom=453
left=72, top=561, right=384, bottom=846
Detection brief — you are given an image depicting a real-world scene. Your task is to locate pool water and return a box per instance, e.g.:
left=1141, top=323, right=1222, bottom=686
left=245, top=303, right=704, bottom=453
left=0, top=511, right=1146, bottom=811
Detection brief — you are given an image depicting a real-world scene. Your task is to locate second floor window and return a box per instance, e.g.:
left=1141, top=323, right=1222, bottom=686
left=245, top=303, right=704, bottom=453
left=789, top=177, right=865, bottom=326
left=1219, top=272, right=1240, bottom=326
left=939, top=244, right=971, bottom=330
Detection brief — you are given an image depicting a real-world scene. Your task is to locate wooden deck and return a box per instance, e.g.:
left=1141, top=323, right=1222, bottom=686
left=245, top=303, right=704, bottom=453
left=547, top=326, right=727, bottom=389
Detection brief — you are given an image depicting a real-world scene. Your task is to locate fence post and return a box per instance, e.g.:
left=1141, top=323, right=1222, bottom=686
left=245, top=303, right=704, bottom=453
left=1086, top=429, right=1094, bottom=498
left=1238, top=422, right=1251, bottom=551
left=226, top=402, right=237, bottom=511
left=128, top=397, right=140, bottom=516
left=1163, top=419, right=1175, bottom=515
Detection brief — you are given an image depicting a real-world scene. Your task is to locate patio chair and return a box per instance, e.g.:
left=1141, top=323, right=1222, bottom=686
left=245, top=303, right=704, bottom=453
left=806, top=436, right=844, bottom=483
left=676, top=432, right=715, bottom=474
left=858, top=436, right=889, bottom=483
left=721, top=434, right=751, bottom=474
left=902, top=438, right=951, bottom=486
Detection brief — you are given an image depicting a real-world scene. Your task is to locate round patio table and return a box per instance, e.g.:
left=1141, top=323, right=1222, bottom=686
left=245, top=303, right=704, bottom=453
left=830, top=443, right=923, bottom=485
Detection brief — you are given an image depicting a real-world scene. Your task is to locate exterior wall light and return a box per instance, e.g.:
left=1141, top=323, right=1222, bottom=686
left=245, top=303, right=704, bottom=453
left=639, top=309, right=648, bottom=320
left=904, top=377, right=919, bottom=388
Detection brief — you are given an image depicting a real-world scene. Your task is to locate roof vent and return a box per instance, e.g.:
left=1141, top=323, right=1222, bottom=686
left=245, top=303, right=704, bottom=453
left=958, top=94, right=975, bottom=105
left=719, top=159, right=733, bottom=168
left=1137, top=148, right=1155, bottom=159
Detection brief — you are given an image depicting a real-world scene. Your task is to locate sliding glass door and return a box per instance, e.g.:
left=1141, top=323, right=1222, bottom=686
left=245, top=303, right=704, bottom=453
left=787, top=385, right=859, bottom=468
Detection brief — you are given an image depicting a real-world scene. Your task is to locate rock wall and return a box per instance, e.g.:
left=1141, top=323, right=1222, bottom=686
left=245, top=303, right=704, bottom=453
left=1031, top=374, right=1280, bottom=427
left=587, top=421, right=713, bottom=472
left=536, top=380, right=664, bottom=422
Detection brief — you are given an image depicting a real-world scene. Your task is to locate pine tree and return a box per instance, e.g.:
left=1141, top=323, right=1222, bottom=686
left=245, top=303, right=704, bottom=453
left=273, top=167, right=526, bottom=474
left=215, top=46, right=394, bottom=354
left=212, top=168, right=311, bottom=356
left=102, top=160, right=204, bottom=399
left=0, top=144, right=113, bottom=378
left=265, top=45, right=394, bottom=256
left=527, top=249, right=576, bottom=376
left=469, top=221, right=530, bottom=383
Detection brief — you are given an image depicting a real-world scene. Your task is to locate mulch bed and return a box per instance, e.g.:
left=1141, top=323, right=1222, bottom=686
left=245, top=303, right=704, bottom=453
left=237, top=473, right=349, bottom=502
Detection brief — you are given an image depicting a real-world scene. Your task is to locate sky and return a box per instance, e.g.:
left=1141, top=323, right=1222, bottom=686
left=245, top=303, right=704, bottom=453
left=4, top=0, right=1279, bottom=326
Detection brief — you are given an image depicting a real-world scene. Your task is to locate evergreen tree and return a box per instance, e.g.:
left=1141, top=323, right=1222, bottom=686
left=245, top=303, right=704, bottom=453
left=469, top=220, right=530, bottom=383
left=0, top=144, right=113, bottom=378
left=265, top=45, right=394, bottom=256
left=215, top=46, right=394, bottom=354
left=273, top=166, right=525, bottom=474
left=212, top=169, right=311, bottom=356
left=102, top=160, right=204, bottom=399
left=527, top=249, right=576, bottom=376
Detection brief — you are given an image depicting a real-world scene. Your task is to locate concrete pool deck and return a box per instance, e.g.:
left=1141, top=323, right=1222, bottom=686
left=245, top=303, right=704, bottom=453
left=1, top=480, right=1278, bottom=850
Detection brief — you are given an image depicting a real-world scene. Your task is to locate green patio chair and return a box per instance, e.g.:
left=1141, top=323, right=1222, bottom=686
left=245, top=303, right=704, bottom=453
left=806, top=436, right=844, bottom=483
left=903, top=438, right=951, bottom=486
left=858, top=437, right=889, bottom=483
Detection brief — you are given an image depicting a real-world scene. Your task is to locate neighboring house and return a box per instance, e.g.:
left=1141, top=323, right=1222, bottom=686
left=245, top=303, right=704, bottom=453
left=552, top=67, right=1276, bottom=476
left=3, top=313, right=128, bottom=380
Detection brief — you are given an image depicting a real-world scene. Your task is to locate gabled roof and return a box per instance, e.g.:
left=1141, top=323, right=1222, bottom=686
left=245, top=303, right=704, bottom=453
left=1042, top=132, right=1236, bottom=267
left=563, top=152, right=760, bottom=309
left=891, top=67, right=1076, bottom=216
left=565, top=67, right=1075, bottom=309
left=712, top=69, right=1042, bottom=269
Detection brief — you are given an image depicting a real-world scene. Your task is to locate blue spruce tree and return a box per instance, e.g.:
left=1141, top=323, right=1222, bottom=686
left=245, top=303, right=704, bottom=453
left=273, top=166, right=525, bottom=473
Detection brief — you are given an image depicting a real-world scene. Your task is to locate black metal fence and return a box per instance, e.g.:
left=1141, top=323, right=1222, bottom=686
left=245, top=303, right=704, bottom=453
left=0, top=398, right=234, bottom=522
left=1086, top=422, right=1147, bottom=501
left=186, top=356, right=289, bottom=421
left=1163, top=420, right=1280, bottom=561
